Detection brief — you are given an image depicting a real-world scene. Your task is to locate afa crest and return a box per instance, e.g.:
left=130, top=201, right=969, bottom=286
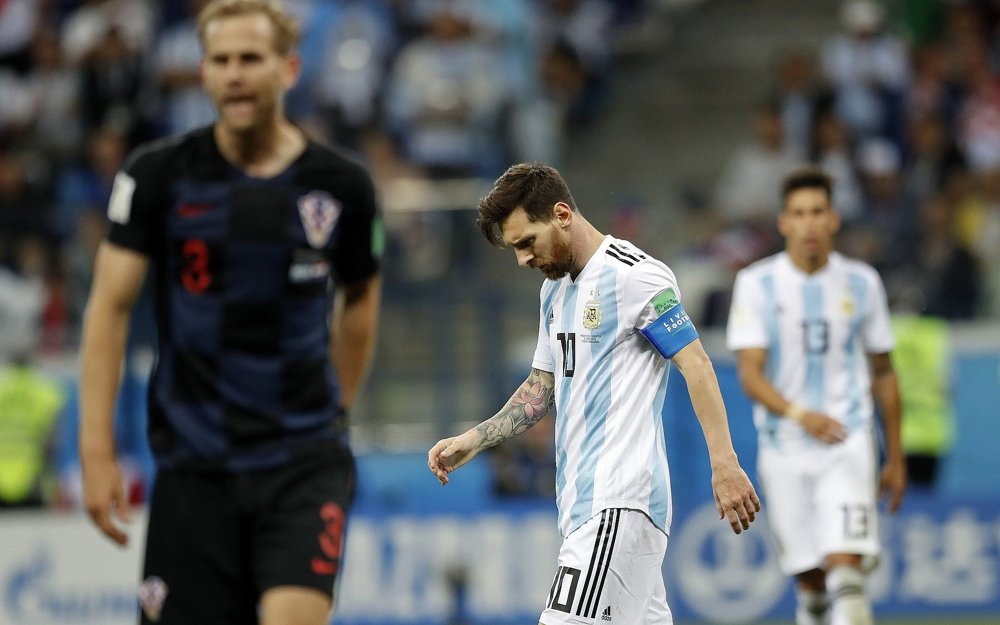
left=583, top=299, right=602, bottom=330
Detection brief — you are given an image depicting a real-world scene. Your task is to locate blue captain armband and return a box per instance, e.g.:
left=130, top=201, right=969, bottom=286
left=640, top=302, right=699, bottom=358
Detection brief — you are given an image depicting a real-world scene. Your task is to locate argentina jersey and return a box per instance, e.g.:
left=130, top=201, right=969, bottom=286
left=726, top=252, right=894, bottom=451
left=532, top=236, right=679, bottom=538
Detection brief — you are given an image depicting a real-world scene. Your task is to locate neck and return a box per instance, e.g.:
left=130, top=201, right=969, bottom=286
left=214, top=118, right=305, bottom=178
left=787, top=248, right=831, bottom=274
left=569, top=219, right=606, bottom=280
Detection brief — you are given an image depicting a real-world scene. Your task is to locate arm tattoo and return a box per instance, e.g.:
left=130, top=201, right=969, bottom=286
left=476, top=368, right=556, bottom=448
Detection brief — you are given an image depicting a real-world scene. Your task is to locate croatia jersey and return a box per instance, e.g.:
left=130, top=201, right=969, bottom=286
left=106, top=126, right=381, bottom=472
left=726, top=251, right=894, bottom=452
left=532, top=236, right=682, bottom=538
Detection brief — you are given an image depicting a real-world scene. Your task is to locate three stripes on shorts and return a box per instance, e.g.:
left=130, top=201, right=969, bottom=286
left=546, top=509, right=622, bottom=618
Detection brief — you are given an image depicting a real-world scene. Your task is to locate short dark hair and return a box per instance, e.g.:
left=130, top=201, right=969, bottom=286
left=781, top=166, right=833, bottom=206
left=478, top=163, right=578, bottom=247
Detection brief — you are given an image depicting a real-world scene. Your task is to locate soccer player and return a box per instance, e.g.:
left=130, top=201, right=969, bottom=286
left=427, top=163, right=760, bottom=625
left=78, top=2, right=382, bottom=624
left=726, top=167, right=906, bottom=625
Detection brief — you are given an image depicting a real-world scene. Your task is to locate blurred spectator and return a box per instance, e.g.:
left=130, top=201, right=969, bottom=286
left=54, top=126, right=127, bottom=240
left=0, top=151, right=53, bottom=265
left=811, top=108, right=865, bottom=221
left=953, top=41, right=1000, bottom=172
left=303, top=0, right=397, bottom=150
left=153, top=0, right=215, bottom=136
left=855, top=136, right=918, bottom=267
left=772, top=49, right=822, bottom=157
left=712, top=100, right=803, bottom=226
left=384, top=3, right=510, bottom=177
left=820, top=0, right=910, bottom=144
left=23, top=27, right=85, bottom=163
left=902, top=112, right=966, bottom=207
left=61, top=0, right=156, bottom=141
left=0, top=361, right=65, bottom=507
left=509, top=39, right=587, bottom=165
left=886, top=193, right=981, bottom=320
left=0, top=0, right=43, bottom=75
left=891, top=314, right=954, bottom=489
left=532, top=0, right=614, bottom=122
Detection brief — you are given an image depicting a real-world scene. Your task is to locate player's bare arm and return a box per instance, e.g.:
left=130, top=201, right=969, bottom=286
left=427, top=368, right=555, bottom=485
left=330, top=274, right=382, bottom=410
left=870, top=351, right=906, bottom=512
left=79, top=242, right=149, bottom=546
left=671, top=340, right=761, bottom=534
left=734, top=348, right=847, bottom=444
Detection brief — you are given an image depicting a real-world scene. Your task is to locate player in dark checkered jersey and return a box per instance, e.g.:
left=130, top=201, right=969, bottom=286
left=78, top=2, right=381, bottom=624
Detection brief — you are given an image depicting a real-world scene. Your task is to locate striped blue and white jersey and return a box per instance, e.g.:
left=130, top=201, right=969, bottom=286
left=726, top=251, right=894, bottom=451
left=532, top=236, right=677, bottom=538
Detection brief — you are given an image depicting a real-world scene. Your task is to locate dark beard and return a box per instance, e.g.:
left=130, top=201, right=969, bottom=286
left=538, top=234, right=573, bottom=279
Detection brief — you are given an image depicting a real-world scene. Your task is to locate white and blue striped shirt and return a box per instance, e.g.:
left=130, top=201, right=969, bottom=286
left=726, top=251, right=894, bottom=451
left=532, top=236, right=676, bottom=537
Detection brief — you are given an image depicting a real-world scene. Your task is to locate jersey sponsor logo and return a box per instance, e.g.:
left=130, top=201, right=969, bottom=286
left=651, top=288, right=679, bottom=316
left=548, top=310, right=556, bottom=325
left=107, top=171, right=136, bottom=224
left=137, top=576, right=168, bottom=622
left=583, top=290, right=602, bottom=330
left=602, top=605, right=612, bottom=621
left=298, top=191, right=341, bottom=249
left=177, top=202, right=214, bottom=218
left=289, top=249, right=330, bottom=283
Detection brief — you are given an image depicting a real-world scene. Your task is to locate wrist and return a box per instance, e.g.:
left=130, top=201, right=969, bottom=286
left=784, top=403, right=808, bottom=423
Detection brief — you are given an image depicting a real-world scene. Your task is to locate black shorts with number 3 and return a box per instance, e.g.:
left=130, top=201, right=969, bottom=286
left=139, top=443, right=355, bottom=625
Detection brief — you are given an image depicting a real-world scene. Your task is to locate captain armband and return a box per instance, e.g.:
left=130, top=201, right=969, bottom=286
left=639, top=302, right=700, bottom=359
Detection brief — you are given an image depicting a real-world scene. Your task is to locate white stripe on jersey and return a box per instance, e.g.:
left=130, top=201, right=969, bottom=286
left=726, top=252, right=894, bottom=452
left=532, top=236, right=675, bottom=537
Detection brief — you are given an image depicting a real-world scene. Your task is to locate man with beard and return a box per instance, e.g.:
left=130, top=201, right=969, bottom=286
left=78, top=1, right=382, bottom=623
left=427, top=163, right=759, bottom=625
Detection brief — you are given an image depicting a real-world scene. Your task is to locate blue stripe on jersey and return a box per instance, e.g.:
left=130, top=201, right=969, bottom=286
left=802, top=281, right=825, bottom=417
left=648, top=369, right=671, bottom=529
left=569, top=267, right=618, bottom=529
left=846, top=273, right=869, bottom=431
left=760, top=274, right=781, bottom=447
left=554, top=283, right=579, bottom=507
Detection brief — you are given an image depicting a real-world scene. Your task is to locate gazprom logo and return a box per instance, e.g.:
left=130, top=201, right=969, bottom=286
left=3, top=549, right=137, bottom=624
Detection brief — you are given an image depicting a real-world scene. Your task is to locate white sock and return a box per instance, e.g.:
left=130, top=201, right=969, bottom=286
left=826, top=565, right=873, bottom=625
left=795, top=587, right=829, bottom=625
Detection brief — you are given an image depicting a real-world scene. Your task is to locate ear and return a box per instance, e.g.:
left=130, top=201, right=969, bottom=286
left=552, top=201, right=573, bottom=227
left=282, top=53, right=302, bottom=90
left=777, top=211, right=788, bottom=237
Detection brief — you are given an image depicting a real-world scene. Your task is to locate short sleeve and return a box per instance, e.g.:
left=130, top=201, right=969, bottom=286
left=331, top=164, right=382, bottom=285
left=627, top=260, right=682, bottom=330
left=531, top=283, right=555, bottom=373
left=863, top=271, right=895, bottom=354
left=726, top=269, right=768, bottom=351
left=106, top=146, right=168, bottom=255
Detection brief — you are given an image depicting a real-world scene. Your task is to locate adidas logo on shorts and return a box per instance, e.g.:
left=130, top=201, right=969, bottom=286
left=601, top=606, right=612, bottom=621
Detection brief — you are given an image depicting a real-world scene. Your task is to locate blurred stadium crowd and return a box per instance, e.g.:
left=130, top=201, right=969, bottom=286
left=0, top=0, right=998, bottom=508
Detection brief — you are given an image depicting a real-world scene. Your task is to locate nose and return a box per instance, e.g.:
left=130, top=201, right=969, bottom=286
left=515, top=248, right=533, bottom=268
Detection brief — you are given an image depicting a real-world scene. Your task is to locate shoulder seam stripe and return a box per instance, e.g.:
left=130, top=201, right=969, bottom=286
left=608, top=243, right=644, bottom=262
left=605, top=249, right=635, bottom=266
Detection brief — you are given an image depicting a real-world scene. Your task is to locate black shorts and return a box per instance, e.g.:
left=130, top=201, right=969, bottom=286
left=138, top=444, right=355, bottom=625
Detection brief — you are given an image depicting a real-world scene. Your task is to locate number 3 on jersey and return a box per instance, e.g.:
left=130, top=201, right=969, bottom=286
left=557, top=332, right=576, bottom=377
left=180, top=238, right=213, bottom=294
